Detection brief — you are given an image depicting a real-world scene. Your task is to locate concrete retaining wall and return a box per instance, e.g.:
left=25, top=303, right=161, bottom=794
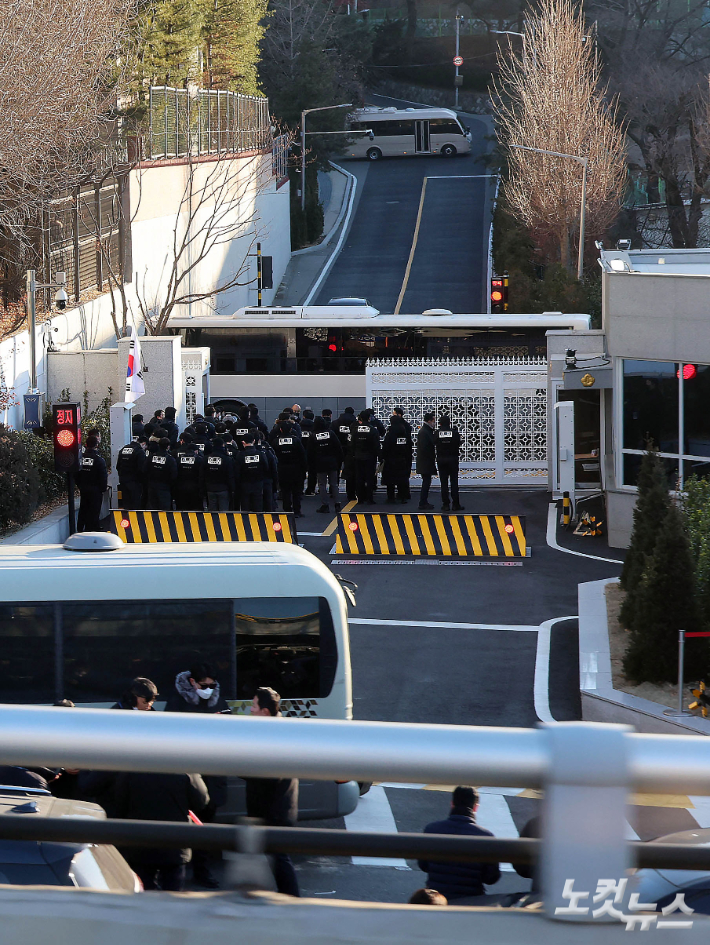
left=0, top=505, right=69, bottom=546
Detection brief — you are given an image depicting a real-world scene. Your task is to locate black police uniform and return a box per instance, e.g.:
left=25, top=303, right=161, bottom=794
left=434, top=426, right=463, bottom=511
left=116, top=442, right=147, bottom=510
left=352, top=422, right=381, bottom=504
left=309, top=428, right=344, bottom=512
left=201, top=448, right=235, bottom=512
left=76, top=448, right=108, bottom=531
left=232, top=424, right=256, bottom=452
left=299, top=416, right=316, bottom=495
left=272, top=434, right=307, bottom=515
left=174, top=447, right=204, bottom=511
left=258, top=441, right=279, bottom=512
left=145, top=448, right=177, bottom=510
left=191, top=425, right=213, bottom=456
left=381, top=419, right=413, bottom=503
left=236, top=446, right=268, bottom=512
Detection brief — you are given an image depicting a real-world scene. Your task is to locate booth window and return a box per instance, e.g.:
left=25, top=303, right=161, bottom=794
left=621, top=359, right=710, bottom=488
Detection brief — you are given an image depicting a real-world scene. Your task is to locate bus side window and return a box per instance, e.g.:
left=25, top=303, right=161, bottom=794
left=0, top=603, right=54, bottom=704
left=430, top=118, right=465, bottom=136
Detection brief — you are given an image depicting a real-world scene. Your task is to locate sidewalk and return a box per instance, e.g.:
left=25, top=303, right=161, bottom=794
left=273, top=163, right=357, bottom=306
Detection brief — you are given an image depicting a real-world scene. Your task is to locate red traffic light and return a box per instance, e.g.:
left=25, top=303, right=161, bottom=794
left=328, top=344, right=337, bottom=352
left=348, top=521, right=359, bottom=531
left=56, top=429, right=75, bottom=447
left=491, top=290, right=504, bottom=303
left=677, top=364, right=697, bottom=380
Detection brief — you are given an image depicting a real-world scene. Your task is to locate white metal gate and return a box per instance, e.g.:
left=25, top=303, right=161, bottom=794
left=367, top=357, right=548, bottom=485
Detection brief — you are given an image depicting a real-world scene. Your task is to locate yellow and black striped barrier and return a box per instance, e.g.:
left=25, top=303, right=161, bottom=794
left=110, top=510, right=297, bottom=544
left=334, top=512, right=526, bottom=558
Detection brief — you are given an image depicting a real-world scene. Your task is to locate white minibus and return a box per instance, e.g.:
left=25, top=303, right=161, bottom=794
left=346, top=106, right=472, bottom=160
left=0, top=536, right=358, bottom=819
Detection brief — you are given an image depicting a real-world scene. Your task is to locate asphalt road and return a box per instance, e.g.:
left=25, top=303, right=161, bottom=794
left=315, top=98, right=492, bottom=314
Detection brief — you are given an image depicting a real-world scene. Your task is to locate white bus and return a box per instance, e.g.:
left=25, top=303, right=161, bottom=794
left=346, top=106, right=472, bottom=160
left=169, top=306, right=591, bottom=419
left=0, top=536, right=359, bottom=819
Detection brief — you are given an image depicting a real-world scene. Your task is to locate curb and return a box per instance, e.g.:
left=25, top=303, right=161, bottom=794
left=291, top=162, right=355, bottom=257
left=578, top=577, right=710, bottom=736
left=303, top=163, right=358, bottom=306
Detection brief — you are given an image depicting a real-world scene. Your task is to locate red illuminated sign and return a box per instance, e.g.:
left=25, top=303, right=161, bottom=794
left=56, top=409, right=74, bottom=425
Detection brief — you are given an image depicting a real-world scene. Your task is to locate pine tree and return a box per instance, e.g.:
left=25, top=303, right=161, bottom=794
left=682, top=476, right=710, bottom=631
left=623, top=504, right=707, bottom=684
left=202, top=0, right=267, bottom=95
left=134, top=0, right=204, bottom=89
left=619, top=450, right=670, bottom=630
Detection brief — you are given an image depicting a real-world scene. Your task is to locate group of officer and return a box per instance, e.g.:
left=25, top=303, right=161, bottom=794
left=106, top=401, right=464, bottom=520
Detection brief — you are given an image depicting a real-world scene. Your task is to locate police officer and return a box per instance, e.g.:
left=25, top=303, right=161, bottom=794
left=233, top=417, right=256, bottom=451
left=76, top=434, right=107, bottom=531
left=435, top=414, right=464, bottom=512
left=256, top=432, right=279, bottom=512
left=116, top=437, right=147, bottom=510
left=162, top=407, right=179, bottom=446
left=174, top=433, right=204, bottom=511
left=382, top=413, right=413, bottom=504
left=236, top=433, right=268, bottom=512
left=299, top=409, right=316, bottom=496
left=201, top=435, right=234, bottom=511
left=321, top=408, right=333, bottom=430
left=248, top=404, right=269, bottom=437
left=366, top=408, right=386, bottom=438
left=310, top=416, right=343, bottom=513
left=192, top=421, right=212, bottom=456
left=352, top=411, right=381, bottom=505
left=144, top=437, right=177, bottom=510
left=272, top=422, right=307, bottom=516
left=132, top=414, right=144, bottom=438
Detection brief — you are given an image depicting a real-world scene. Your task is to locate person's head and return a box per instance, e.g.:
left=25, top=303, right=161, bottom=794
left=358, top=410, right=369, bottom=423
left=223, top=431, right=233, bottom=443
left=137, top=435, right=149, bottom=449
left=188, top=664, right=217, bottom=697
left=282, top=406, right=292, bottom=415
left=321, top=408, right=332, bottom=419
left=124, top=677, right=158, bottom=710
left=159, top=437, right=170, bottom=451
left=251, top=686, right=281, bottom=716
left=344, top=407, right=354, bottom=416
left=393, top=407, right=404, bottom=418
left=180, top=431, right=193, bottom=445
left=133, top=414, right=143, bottom=424
left=242, top=432, right=255, bottom=446
left=423, top=412, right=435, bottom=428
left=85, top=434, right=99, bottom=450
left=215, top=422, right=227, bottom=434
left=205, top=405, right=216, bottom=418
left=154, top=427, right=168, bottom=439
left=87, top=428, right=101, bottom=443
left=153, top=409, right=165, bottom=421
left=314, top=416, right=326, bottom=431
left=408, top=888, right=448, bottom=906
left=278, top=421, right=291, bottom=435
left=248, top=404, right=259, bottom=417
left=165, top=406, right=177, bottom=420
left=439, top=414, right=451, bottom=430
left=196, top=422, right=207, bottom=434
left=291, top=403, right=301, bottom=415
left=303, top=409, right=314, bottom=421
left=53, top=699, right=75, bottom=708
left=213, top=435, right=224, bottom=449
left=451, top=785, right=479, bottom=814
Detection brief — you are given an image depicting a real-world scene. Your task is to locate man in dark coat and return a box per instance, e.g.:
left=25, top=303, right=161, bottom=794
left=416, top=412, right=437, bottom=510
left=248, top=404, right=269, bottom=437
left=164, top=662, right=230, bottom=888
left=299, top=409, right=316, bottom=496
left=434, top=414, right=464, bottom=512
left=144, top=437, right=177, bottom=510
left=173, top=433, right=204, bottom=511
left=333, top=407, right=357, bottom=499
left=382, top=414, right=413, bottom=503
left=352, top=411, right=381, bottom=504
left=162, top=406, right=179, bottom=446
left=131, top=414, right=144, bottom=438
left=418, top=786, right=500, bottom=901
left=245, top=687, right=299, bottom=897
left=116, top=437, right=147, bottom=510
left=309, top=416, right=343, bottom=513
left=200, top=435, right=235, bottom=511
left=76, top=435, right=107, bottom=531
left=272, top=422, right=308, bottom=516
left=114, top=771, right=210, bottom=891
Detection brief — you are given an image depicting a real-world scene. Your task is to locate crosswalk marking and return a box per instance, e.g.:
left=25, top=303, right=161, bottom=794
left=344, top=786, right=411, bottom=869
left=475, top=792, right=519, bottom=872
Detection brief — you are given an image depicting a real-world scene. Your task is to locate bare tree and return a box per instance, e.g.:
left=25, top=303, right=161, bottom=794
left=492, top=0, right=626, bottom=270
left=133, top=152, right=274, bottom=334
left=0, top=0, right=132, bottom=312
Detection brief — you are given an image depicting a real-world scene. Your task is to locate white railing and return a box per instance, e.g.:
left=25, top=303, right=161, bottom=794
left=0, top=706, right=708, bottom=920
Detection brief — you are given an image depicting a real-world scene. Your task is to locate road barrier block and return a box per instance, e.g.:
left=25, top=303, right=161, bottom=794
left=334, top=512, right=526, bottom=558
left=110, top=510, right=297, bottom=544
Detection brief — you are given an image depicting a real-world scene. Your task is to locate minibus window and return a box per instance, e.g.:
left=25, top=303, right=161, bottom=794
left=0, top=604, right=54, bottom=703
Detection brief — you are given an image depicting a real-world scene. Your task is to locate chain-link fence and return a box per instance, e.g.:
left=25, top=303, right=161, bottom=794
left=148, top=87, right=271, bottom=161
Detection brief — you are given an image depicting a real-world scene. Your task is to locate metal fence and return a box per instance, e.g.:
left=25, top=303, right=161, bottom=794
left=148, top=86, right=271, bottom=161
left=272, top=133, right=289, bottom=180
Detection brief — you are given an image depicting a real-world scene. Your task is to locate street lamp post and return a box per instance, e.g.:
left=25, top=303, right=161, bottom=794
left=301, top=103, right=353, bottom=213
left=454, top=13, right=464, bottom=109
left=510, top=144, right=588, bottom=281
left=491, top=29, right=532, bottom=67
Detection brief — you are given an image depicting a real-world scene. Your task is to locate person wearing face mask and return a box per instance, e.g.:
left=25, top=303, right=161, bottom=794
left=164, top=662, right=230, bottom=888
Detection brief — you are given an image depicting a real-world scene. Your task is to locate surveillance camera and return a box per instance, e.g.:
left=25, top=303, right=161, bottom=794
left=55, top=288, right=68, bottom=310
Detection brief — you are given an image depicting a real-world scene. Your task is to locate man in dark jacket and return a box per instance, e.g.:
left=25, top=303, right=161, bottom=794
left=310, top=416, right=343, bottom=513
left=416, top=413, right=437, bottom=511
left=191, top=421, right=213, bottom=456
left=236, top=433, right=268, bottom=511
left=248, top=404, right=269, bottom=437
left=164, top=662, right=230, bottom=888
left=173, top=433, right=204, bottom=511
left=272, top=422, right=307, bottom=516
left=245, top=687, right=299, bottom=897
left=334, top=407, right=357, bottom=500
left=76, top=435, right=107, bottom=531
left=352, top=411, right=380, bottom=504
left=162, top=406, right=179, bottom=446
left=131, top=414, right=144, bottom=438
left=116, top=437, right=146, bottom=510
left=114, top=770, right=210, bottom=891
left=382, top=414, right=413, bottom=504
left=112, top=677, right=158, bottom=711
left=418, top=786, right=500, bottom=901
left=200, top=435, right=235, bottom=511
left=299, top=409, right=316, bottom=495
left=144, top=437, right=177, bottom=510
left=434, top=414, right=464, bottom=512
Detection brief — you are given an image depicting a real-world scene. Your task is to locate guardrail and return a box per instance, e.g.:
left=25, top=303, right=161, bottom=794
left=1, top=707, right=709, bottom=920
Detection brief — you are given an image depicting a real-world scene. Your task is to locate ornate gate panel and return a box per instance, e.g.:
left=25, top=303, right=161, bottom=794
left=367, top=357, right=547, bottom=485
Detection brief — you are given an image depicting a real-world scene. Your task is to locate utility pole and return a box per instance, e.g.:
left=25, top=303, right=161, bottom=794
left=257, top=242, right=262, bottom=308
left=454, top=13, right=464, bottom=109
left=26, top=270, right=37, bottom=391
